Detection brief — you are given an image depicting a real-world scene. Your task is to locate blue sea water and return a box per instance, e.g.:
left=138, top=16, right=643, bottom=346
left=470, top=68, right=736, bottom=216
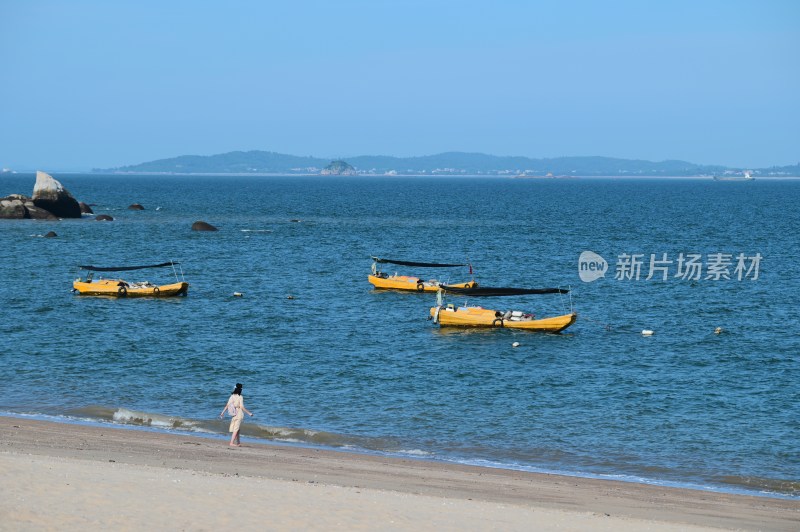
left=1, top=174, right=798, bottom=498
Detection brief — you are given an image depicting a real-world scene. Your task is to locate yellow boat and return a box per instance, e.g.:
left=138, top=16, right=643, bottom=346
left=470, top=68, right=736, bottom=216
left=369, top=256, right=476, bottom=292
left=72, top=261, right=189, bottom=297
left=430, top=286, right=576, bottom=333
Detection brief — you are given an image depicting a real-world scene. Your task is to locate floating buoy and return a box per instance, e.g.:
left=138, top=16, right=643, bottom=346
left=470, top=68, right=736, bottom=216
left=286, top=295, right=295, bottom=300
left=641, top=329, right=654, bottom=336
left=233, top=292, right=243, bottom=297
left=714, top=327, right=723, bottom=334
left=512, top=342, right=520, bottom=348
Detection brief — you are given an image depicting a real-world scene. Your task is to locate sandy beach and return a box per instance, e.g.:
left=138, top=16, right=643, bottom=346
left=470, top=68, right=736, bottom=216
left=0, top=417, right=796, bottom=531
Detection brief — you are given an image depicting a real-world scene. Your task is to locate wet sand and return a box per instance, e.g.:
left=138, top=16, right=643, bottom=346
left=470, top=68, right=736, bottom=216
left=0, top=417, right=797, bottom=531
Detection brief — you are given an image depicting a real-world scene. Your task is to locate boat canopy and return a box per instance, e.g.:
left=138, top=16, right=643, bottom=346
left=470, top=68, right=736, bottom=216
left=79, top=262, right=179, bottom=272
left=371, top=257, right=467, bottom=268
left=440, top=285, right=568, bottom=296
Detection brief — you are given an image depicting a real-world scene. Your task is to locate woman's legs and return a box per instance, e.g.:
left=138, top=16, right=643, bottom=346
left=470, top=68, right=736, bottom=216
left=229, top=429, right=240, bottom=446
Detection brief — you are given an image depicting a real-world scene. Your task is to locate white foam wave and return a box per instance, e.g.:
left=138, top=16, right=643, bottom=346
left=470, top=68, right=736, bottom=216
left=395, top=449, right=434, bottom=457
left=112, top=408, right=199, bottom=429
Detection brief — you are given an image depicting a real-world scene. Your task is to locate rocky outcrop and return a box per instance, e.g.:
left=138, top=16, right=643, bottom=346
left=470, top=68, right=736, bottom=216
left=44, top=231, right=57, bottom=238
left=128, top=203, right=144, bottom=210
left=191, top=220, right=218, bottom=231
left=321, top=160, right=357, bottom=176
left=0, top=196, right=27, bottom=219
left=0, top=194, right=59, bottom=220
left=95, top=214, right=114, bottom=221
left=79, top=202, right=94, bottom=214
left=32, top=171, right=81, bottom=218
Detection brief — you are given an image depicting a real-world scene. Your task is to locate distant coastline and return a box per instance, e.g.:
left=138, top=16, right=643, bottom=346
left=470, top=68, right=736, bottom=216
left=91, top=150, right=800, bottom=178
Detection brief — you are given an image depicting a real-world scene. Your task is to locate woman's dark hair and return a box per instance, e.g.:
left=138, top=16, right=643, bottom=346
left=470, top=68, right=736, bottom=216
left=232, top=383, right=243, bottom=395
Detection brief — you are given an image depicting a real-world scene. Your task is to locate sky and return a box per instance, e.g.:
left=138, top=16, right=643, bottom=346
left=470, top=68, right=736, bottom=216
left=0, top=0, right=798, bottom=170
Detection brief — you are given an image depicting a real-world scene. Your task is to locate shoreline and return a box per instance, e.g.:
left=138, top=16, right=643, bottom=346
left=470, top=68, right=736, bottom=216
left=1, top=416, right=797, bottom=530
left=7, top=411, right=794, bottom=501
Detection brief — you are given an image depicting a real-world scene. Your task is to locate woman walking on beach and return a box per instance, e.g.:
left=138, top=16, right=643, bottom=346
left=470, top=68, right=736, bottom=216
left=219, top=382, right=253, bottom=447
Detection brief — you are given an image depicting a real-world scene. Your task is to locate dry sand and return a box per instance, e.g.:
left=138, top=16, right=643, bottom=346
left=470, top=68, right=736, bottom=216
left=0, top=417, right=797, bottom=531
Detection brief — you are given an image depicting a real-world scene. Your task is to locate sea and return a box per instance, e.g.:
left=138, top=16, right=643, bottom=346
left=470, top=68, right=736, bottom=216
left=1, top=173, right=798, bottom=499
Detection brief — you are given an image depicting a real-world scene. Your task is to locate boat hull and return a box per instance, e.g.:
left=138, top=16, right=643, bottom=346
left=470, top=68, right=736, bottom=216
left=72, top=279, right=189, bottom=297
left=431, top=306, right=577, bottom=332
left=369, top=275, right=475, bottom=292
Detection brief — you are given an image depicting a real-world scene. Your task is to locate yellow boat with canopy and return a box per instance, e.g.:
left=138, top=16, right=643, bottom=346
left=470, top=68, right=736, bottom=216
left=369, top=256, right=477, bottom=292
left=430, top=285, right=576, bottom=332
left=72, top=261, right=189, bottom=297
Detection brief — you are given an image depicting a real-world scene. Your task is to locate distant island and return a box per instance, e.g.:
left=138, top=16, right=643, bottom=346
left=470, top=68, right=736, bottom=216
left=321, top=160, right=357, bottom=176
left=95, top=150, right=800, bottom=177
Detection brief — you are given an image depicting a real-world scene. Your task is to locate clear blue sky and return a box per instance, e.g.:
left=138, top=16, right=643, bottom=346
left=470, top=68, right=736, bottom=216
left=1, top=0, right=797, bottom=170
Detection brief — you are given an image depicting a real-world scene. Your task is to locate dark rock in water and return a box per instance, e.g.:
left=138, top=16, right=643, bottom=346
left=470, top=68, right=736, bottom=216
left=79, top=202, right=94, bottom=214
left=95, top=214, right=114, bottom=221
left=32, top=171, right=82, bottom=218
left=0, top=196, right=27, bottom=219
left=128, top=203, right=145, bottom=210
left=0, top=194, right=58, bottom=220
left=191, top=221, right=218, bottom=231
left=44, top=231, right=57, bottom=238
left=24, top=200, right=59, bottom=220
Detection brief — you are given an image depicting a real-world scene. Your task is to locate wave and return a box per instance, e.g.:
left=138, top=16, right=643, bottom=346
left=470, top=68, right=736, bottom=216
left=240, top=229, right=273, bottom=233
left=63, top=406, right=403, bottom=451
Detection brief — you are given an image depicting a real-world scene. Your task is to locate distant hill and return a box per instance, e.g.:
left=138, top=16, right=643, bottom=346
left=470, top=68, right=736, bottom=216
left=99, top=150, right=797, bottom=177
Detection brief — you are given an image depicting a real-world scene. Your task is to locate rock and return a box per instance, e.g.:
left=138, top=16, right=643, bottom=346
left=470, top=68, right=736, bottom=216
left=0, top=195, right=57, bottom=219
left=191, top=221, right=218, bottom=231
left=23, top=199, right=59, bottom=220
left=79, top=202, right=94, bottom=214
left=95, top=214, right=114, bottom=221
left=0, top=197, right=27, bottom=219
left=128, top=203, right=145, bottom=210
left=44, top=231, right=57, bottom=238
left=32, top=171, right=81, bottom=218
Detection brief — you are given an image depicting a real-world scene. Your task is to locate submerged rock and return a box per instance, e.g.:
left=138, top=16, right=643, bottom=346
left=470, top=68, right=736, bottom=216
left=191, top=220, right=218, bottom=231
left=32, top=171, right=81, bottom=218
left=44, top=231, right=57, bottom=238
left=79, top=202, right=94, bottom=214
left=95, top=214, right=114, bottom=221
left=128, top=203, right=145, bottom=210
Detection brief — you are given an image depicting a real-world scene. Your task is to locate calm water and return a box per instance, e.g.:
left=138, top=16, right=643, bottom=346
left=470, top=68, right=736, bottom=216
left=1, top=174, right=798, bottom=498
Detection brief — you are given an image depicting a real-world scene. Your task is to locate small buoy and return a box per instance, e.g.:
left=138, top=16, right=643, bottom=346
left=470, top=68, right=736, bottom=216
left=233, top=292, right=243, bottom=297
left=714, top=327, right=723, bottom=334
left=286, top=295, right=295, bottom=300
left=512, top=342, right=520, bottom=348
left=641, top=329, right=654, bottom=336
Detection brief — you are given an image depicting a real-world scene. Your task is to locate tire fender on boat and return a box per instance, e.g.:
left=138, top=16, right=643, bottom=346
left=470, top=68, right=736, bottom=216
left=118, top=286, right=127, bottom=297
left=492, top=318, right=504, bottom=328
left=153, top=286, right=160, bottom=295
left=416, top=282, right=424, bottom=292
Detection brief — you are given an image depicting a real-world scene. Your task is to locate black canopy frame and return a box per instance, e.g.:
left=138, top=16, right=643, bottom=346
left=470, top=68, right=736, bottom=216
left=439, top=285, right=569, bottom=297
left=371, top=257, right=468, bottom=268
left=78, top=261, right=185, bottom=284
left=79, top=262, right=179, bottom=272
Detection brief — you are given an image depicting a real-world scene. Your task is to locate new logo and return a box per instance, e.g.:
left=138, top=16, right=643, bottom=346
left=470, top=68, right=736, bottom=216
left=578, top=251, right=608, bottom=282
